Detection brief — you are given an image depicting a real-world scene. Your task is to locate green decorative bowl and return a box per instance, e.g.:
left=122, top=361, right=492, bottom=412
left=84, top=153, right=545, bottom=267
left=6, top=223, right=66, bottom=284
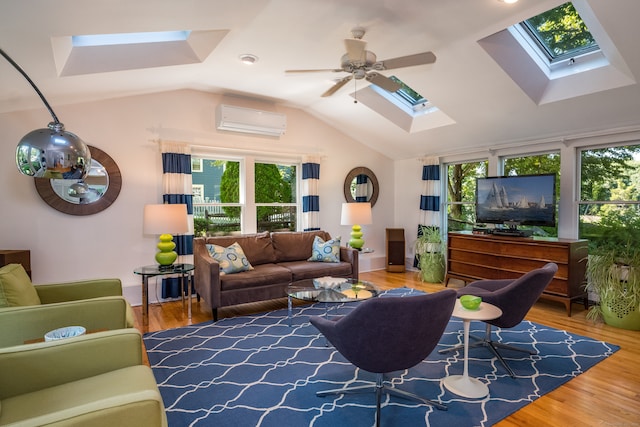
left=460, top=295, right=482, bottom=310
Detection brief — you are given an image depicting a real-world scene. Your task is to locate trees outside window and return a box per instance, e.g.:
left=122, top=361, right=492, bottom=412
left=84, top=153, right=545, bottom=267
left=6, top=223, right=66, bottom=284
left=579, top=145, right=640, bottom=250
left=504, top=152, right=560, bottom=237
left=191, top=156, right=298, bottom=236
left=191, top=159, right=241, bottom=236
left=254, top=162, right=297, bottom=232
left=446, top=161, right=487, bottom=231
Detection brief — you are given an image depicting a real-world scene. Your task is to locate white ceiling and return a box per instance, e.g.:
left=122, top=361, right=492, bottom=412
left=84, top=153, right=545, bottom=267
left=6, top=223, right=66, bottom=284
left=1, top=0, right=639, bottom=160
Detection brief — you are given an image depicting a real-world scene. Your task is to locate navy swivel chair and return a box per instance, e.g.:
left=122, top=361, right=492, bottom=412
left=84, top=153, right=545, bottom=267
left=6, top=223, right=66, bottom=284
left=441, top=262, right=558, bottom=377
left=310, top=289, right=457, bottom=426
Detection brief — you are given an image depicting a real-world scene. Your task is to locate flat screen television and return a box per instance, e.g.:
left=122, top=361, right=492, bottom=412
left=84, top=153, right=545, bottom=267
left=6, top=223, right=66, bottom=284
left=475, top=173, right=556, bottom=229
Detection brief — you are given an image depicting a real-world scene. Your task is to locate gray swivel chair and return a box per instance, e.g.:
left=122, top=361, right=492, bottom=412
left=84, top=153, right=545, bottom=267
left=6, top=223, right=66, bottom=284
left=310, top=289, right=457, bottom=427
left=440, top=262, right=558, bottom=377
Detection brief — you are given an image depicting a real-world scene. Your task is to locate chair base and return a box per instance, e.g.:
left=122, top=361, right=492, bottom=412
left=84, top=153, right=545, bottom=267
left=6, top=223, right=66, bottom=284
left=439, top=324, right=536, bottom=378
left=317, top=373, right=446, bottom=427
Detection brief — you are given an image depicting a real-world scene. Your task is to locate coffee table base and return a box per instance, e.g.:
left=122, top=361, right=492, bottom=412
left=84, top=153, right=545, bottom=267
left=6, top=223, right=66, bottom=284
left=442, top=375, right=489, bottom=398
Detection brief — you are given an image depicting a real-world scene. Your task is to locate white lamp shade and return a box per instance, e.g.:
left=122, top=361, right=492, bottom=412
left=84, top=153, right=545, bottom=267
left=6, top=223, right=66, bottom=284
left=341, top=202, right=372, bottom=225
left=143, top=204, right=189, bottom=235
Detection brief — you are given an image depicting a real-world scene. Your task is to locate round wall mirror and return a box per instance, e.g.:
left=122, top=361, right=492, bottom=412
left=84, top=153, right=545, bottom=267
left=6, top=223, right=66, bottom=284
left=343, top=166, right=379, bottom=207
left=34, top=145, right=122, bottom=215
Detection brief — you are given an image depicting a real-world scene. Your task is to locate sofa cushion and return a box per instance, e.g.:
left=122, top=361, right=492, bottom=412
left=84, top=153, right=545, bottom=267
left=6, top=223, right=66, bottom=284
left=0, top=264, right=41, bottom=307
left=280, top=260, right=353, bottom=281
left=308, top=235, right=341, bottom=263
left=271, top=231, right=331, bottom=262
left=205, top=232, right=276, bottom=266
left=219, top=264, right=292, bottom=292
left=206, top=242, right=254, bottom=274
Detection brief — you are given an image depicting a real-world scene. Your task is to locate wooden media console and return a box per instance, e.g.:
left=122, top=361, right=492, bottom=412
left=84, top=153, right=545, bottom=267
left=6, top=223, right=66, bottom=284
left=445, top=231, right=588, bottom=316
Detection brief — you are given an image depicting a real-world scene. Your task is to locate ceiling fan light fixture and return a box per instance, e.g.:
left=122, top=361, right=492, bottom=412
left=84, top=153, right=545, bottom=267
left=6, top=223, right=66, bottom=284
left=239, top=54, right=258, bottom=65
left=498, top=0, right=518, bottom=4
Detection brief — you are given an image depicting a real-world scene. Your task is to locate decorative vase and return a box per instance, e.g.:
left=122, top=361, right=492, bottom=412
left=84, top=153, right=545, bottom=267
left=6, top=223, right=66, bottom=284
left=601, top=300, right=640, bottom=330
left=419, top=253, right=445, bottom=283
left=155, top=233, right=178, bottom=266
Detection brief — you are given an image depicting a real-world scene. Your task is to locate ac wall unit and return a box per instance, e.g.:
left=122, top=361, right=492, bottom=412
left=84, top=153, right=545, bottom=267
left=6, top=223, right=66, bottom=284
left=216, top=104, right=287, bottom=137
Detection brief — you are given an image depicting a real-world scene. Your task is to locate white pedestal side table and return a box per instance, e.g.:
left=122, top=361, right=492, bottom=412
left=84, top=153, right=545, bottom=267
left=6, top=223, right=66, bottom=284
left=441, top=299, right=502, bottom=398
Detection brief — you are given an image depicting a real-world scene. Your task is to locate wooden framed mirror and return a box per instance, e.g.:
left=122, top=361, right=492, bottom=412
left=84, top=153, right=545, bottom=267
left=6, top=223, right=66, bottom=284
left=34, top=145, right=122, bottom=215
left=343, top=166, right=379, bottom=207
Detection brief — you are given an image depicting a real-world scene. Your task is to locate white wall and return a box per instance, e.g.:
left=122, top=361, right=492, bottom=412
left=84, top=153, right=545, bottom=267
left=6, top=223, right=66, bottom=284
left=0, top=90, right=395, bottom=305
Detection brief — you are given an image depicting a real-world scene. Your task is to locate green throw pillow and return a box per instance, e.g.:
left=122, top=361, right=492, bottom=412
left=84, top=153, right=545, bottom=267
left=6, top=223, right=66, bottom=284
left=206, top=242, right=254, bottom=274
left=0, top=263, right=41, bottom=307
left=308, top=235, right=341, bottom=263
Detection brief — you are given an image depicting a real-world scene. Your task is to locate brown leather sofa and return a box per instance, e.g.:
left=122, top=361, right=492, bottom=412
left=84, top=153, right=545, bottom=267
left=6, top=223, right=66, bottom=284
left=194, top=230, right=358, bottom=320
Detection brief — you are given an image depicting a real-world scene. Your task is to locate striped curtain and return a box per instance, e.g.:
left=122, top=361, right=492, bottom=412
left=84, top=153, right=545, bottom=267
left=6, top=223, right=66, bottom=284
left=415, top=156, right=441, bottom=267
left=355, top=174, right=368, bottom=202
left=301, top=156, right=320, bottom=231
left=160, top=141, right=194, bottom=298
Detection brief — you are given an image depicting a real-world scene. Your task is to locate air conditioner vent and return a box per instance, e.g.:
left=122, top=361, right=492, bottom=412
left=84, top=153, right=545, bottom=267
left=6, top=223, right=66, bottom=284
left=216, top=104, right=286, bottom=137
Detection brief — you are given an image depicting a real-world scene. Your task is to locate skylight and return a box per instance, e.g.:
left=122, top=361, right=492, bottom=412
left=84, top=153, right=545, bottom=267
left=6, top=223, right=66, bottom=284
left=52, top=29, right=227, bottom=76
left=355, top=74, right=453, bottom=133
left=72, top=31, right=191, bottom=47
left=389, top=76, right=426, bottom=106
left=520, top=2, right=598, bottom=63
left=372, top=75, right=438, bottom=117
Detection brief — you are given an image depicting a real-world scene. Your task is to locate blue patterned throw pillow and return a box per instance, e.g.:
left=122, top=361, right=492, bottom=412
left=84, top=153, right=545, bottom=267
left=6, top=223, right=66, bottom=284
left=308, top=235, right=341, bottom=263
left=206, top=242, right=254, bottom=274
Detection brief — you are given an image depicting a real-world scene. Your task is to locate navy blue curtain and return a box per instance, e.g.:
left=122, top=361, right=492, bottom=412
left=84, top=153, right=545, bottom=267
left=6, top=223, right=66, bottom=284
left=415, top=158, right=441, bottom=267
left=160, top=142, right=194, bottom=298
left=302, top=159, right=320, bottom=231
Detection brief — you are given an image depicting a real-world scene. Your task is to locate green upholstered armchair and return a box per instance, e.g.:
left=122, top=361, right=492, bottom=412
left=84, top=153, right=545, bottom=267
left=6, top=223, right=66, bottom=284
left=0, top=264, right=135, bottom=347
left=0, top=329, right=167, bottom=426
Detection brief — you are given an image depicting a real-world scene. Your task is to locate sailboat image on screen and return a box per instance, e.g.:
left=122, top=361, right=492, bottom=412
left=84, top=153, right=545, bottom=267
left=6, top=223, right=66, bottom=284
left=476, top=174, right=556, bottom=235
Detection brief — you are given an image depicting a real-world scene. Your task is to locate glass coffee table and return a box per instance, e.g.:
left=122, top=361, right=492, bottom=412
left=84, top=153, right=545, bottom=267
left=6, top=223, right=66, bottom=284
left=287, top=277, right=380, bottom=325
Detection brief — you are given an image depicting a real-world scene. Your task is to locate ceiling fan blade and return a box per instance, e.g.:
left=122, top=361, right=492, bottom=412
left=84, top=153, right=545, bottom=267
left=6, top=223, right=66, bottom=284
left=378, top=51, right=436, bottom=70
left=321, top=75, right=353, bottom=97
left=366, top=72, right=401, bottom=92
left=285, top=68, right=343, bottom=73
left=344, top=38, right=367, bottom=63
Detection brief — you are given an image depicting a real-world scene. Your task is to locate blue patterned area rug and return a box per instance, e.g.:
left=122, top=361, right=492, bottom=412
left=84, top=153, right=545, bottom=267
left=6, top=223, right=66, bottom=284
left=144, top=288, right=619, bottom=427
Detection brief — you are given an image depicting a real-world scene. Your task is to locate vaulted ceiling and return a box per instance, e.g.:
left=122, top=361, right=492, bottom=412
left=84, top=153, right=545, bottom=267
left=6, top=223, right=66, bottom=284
left=1, top=0, right=639, bottom=160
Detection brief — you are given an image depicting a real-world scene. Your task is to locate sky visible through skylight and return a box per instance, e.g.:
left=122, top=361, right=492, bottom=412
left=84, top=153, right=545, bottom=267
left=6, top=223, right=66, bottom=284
left=72, top=31, right=191, bottom=47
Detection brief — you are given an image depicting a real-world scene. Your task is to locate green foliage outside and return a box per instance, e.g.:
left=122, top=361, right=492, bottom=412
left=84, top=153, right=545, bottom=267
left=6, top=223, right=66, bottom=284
left=218, top=161, right=296, bottom=231
left=525, top=2, right=596, bottom=58
left=447, top=147, right=640, bottom=249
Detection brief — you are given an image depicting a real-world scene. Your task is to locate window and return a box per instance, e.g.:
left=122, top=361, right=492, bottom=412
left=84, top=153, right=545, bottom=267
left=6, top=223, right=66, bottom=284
left=371, top=75, right=439, bottom=116
left=191, top=158, right=241, bottom=236
left=504, top=152, right=561, bottom=237
left=479, top=1, right=632, bottom=105
left=254, top=162, right=297, bottom=232
left=579, top=144, right=640, bottom=250
left=72, top=31, right=191, bottom=47
left=191, top=156, right=299, bottom=236
left=520, top=2, right=598, bottom=64
left=446, top=161, right=487, bottom=232
left=191, top=158, right=203, bottom=173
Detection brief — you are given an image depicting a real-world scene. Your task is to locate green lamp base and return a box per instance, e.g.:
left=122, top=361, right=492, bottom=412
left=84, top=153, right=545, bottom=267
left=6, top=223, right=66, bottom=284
left=349, top=224, right=365, bottom=250
left=155, top=233, right=178, bottom=266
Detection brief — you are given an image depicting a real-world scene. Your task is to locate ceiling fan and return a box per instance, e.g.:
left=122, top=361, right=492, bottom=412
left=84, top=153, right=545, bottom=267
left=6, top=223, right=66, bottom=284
left=286, top=27, right=436, bottom=97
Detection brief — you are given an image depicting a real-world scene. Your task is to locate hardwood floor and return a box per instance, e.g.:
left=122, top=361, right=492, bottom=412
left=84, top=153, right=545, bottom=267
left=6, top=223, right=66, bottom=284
left=132, top=270, right=640, bottom=427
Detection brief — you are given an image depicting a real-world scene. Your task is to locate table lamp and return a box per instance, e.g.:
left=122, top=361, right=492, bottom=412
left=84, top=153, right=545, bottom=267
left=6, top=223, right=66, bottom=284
left=341, top=202, right=372, bottom=250
left=143, top=204, right=189, bottom=268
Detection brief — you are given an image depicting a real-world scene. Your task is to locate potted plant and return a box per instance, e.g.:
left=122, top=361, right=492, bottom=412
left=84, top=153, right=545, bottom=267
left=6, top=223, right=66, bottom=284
left=586, top=242, right=640, bottom=330
left=414, top=225, right=446, bottom=283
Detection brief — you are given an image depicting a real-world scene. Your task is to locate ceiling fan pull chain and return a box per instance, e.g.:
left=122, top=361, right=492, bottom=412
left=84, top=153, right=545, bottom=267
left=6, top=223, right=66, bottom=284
left=353, top=74, right=358, bottom=104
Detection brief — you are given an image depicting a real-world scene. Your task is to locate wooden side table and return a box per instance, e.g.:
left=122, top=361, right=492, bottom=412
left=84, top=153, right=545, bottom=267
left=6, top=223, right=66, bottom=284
left=0, top=250, right=31, bottom=278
